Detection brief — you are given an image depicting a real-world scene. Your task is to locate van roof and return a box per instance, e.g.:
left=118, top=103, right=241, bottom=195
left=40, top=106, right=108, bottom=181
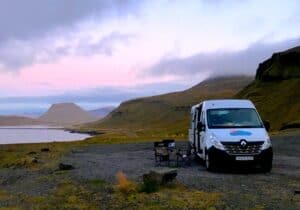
left=191, top=99, right=255, bottom=111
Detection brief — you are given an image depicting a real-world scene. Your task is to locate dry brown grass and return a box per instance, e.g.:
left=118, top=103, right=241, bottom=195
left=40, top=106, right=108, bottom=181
left=115, top=171, right=137, bottom=195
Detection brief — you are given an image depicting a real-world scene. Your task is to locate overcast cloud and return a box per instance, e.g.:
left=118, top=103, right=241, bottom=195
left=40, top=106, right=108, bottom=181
left=0, top=0, right=141, bottom=42
left=146, top=37, right=300, bottom=77
left=0, top=0, right=300, bottom=105
left=0, top=31, right=133, bottom=70
left=0, top=0, right=141, bottom=70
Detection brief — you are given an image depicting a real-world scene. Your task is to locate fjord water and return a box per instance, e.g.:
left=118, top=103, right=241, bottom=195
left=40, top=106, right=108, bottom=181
left=0, top=126, right=91, bottom=144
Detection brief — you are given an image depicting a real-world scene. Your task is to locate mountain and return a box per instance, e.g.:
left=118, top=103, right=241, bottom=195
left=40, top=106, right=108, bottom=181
left=0, top=115, right=42, bottom=126
left=89, top=106, right=116, bottom=118
left=88, top=76, right=253, bottom=137
left=237, top=46, right=300, bottom=130
left=39, top=103, right=99, bottom=126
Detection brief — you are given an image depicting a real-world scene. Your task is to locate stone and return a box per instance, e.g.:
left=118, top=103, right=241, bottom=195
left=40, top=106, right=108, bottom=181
left=143, top=168, right=177, bottom=186
left=41, top=148, right=50, bottom=152
left=31, top=157, right=38, bottom=164
left=71, top=149, right=85, bottom=153
left=58, top=163, right=74, bottom=170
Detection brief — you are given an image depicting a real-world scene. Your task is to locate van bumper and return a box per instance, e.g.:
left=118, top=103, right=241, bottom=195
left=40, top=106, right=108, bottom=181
left=208, top=146, right=273, bottom=166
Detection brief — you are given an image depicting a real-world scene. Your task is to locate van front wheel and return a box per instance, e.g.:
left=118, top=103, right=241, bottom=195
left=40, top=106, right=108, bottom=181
left=261, top=160, right=272, bottom=173
left=205, top=151, right=216, bottom=172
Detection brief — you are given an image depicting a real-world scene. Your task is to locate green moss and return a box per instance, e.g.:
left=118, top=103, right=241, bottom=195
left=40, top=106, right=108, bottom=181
left=87, top=179, right=107, bottom=188
left=0, top=142, right=74, bottom=169
left=80, top=76, right=252, bottom=139
left=237, top=79, right=300, bottom=130
left=19, top=182, right=100, bottom=210
left=0, top=190, right=10, bottom=201
left=109, top=184, right=222, bottom=210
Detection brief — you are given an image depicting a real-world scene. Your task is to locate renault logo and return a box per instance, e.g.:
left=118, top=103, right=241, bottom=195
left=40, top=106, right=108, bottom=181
left=240, top=139, right=247, bottom=148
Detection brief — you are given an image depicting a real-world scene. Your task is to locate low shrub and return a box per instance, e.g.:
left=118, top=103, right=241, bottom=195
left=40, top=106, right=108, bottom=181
left=116, top=172, right=137, bottom=195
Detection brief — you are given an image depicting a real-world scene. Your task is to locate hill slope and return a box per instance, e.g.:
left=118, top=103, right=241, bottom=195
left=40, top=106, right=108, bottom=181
left=39, top=103, right=99, bottom=126
left=0, top=116, right=42, bottom=126
left=89, top=76, right=252, bottom=137
left=89, top=106, right=116, bottom=118
left=237, top=46, right=300, bottom=130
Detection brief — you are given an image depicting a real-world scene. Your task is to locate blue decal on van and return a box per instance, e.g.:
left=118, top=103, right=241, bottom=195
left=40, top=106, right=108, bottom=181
left=230, top=130, right=252, bottom=136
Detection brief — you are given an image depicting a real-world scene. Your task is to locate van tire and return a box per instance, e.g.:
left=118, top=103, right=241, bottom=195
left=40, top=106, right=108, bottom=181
left=205, top=150, right=216, bottom=172
left=261, top=160, right=272, bottom=173
left=187, top=143, right=192, bottom=156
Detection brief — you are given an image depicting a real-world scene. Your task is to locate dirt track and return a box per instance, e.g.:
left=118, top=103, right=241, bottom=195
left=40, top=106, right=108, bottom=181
left=62, top=134, right=300, bottom=209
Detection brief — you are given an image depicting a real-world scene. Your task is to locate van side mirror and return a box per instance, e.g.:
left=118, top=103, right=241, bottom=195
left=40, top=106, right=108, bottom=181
left=263, top=120, right=270, bottom=132
left=197, top=122, right=205, bottom=131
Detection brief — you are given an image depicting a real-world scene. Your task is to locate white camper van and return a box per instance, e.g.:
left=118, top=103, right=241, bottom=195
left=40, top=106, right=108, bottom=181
left=188, top=99, right=273, bottom=172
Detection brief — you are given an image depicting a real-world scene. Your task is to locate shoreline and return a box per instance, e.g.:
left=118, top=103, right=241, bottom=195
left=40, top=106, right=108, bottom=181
left=67, top=129, right=104, bottom=136
left=0, top=126, right=94, bottom=145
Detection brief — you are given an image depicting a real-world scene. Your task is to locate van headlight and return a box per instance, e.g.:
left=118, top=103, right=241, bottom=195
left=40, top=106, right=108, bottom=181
left=261, top=137, right=272, bottom=150
left=209, top=134, right=225, bottom=150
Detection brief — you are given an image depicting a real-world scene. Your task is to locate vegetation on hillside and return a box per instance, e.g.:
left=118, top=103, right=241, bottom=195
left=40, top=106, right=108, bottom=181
left=237, top=79, right=300, bottom=130
left=84, top=46, right=300, bottom=135
left=256, top=46, right=300, bottom=81
left=84, top=76, right=252, bottom=138
left=237, top=46, right=300, bottom=130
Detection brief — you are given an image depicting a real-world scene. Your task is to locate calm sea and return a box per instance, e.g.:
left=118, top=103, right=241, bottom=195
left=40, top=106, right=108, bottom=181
left=0, top=126, right=91, bottom=144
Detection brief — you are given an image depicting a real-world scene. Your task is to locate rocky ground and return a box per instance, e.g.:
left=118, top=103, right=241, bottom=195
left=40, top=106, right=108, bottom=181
left=62, top=134, right=300, bottom=209
left=0, top=133, right=299, bottom=209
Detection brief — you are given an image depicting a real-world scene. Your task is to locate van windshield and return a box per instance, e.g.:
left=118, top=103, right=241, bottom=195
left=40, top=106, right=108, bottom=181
left=207, top=108, right=263, bottom=129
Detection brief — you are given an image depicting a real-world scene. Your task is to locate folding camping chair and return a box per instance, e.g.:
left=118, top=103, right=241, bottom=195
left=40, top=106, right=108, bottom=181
left=154, top=141, right=170, bottom=166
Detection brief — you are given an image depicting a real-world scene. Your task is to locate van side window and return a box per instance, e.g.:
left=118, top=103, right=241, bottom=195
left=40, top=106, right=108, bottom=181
left=201, top=111, right=205, bottom=124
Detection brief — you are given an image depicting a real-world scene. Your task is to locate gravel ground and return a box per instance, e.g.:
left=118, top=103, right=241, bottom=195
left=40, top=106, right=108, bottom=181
left=62, top=135, right=300, bottom=182
left=61, top=134, right=300, bottom=209
left=0, top=133, right=299, bottom=209
left=0, top=168, right=55, bottom=196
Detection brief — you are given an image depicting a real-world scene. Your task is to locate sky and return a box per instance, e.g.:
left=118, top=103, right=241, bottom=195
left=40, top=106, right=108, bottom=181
left=0, top=0, right=300, bottom=114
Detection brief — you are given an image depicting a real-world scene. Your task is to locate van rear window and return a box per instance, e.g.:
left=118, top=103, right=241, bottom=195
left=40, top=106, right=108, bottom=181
left=207, top=108, right=263, bottom=129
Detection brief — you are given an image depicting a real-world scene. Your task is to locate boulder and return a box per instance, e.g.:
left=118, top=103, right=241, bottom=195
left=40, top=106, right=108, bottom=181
left=59, top=163, right=74, bottom=170
left=41, top=148, right=50, bottom=152
left=31, top=157, right=38, bottom=164
left=143, top=168, right=177, bottom=186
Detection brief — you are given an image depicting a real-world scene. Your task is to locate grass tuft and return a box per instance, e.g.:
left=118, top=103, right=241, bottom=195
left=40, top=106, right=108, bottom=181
left=109, top=183, right=222, bottom=210
left=116, top=172, right=137, bottom=195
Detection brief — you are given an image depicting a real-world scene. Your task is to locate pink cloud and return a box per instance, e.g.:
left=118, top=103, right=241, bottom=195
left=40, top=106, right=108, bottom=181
left=0, top=52, right=179, bottom=96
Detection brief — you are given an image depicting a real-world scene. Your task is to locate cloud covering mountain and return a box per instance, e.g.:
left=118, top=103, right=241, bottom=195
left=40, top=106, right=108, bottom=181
left=0, top=0, right=300, bottom=99
left=146, top=37, right=300, bottom=78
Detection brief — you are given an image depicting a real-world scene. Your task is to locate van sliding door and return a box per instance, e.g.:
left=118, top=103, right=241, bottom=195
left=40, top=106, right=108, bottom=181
left=192, top=110, right=197, bottom=149
left=196, top=105, right=203, bottom=153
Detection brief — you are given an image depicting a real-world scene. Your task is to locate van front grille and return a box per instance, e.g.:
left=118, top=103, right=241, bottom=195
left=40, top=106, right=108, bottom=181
left=221, top=141, right=264, bottom=155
